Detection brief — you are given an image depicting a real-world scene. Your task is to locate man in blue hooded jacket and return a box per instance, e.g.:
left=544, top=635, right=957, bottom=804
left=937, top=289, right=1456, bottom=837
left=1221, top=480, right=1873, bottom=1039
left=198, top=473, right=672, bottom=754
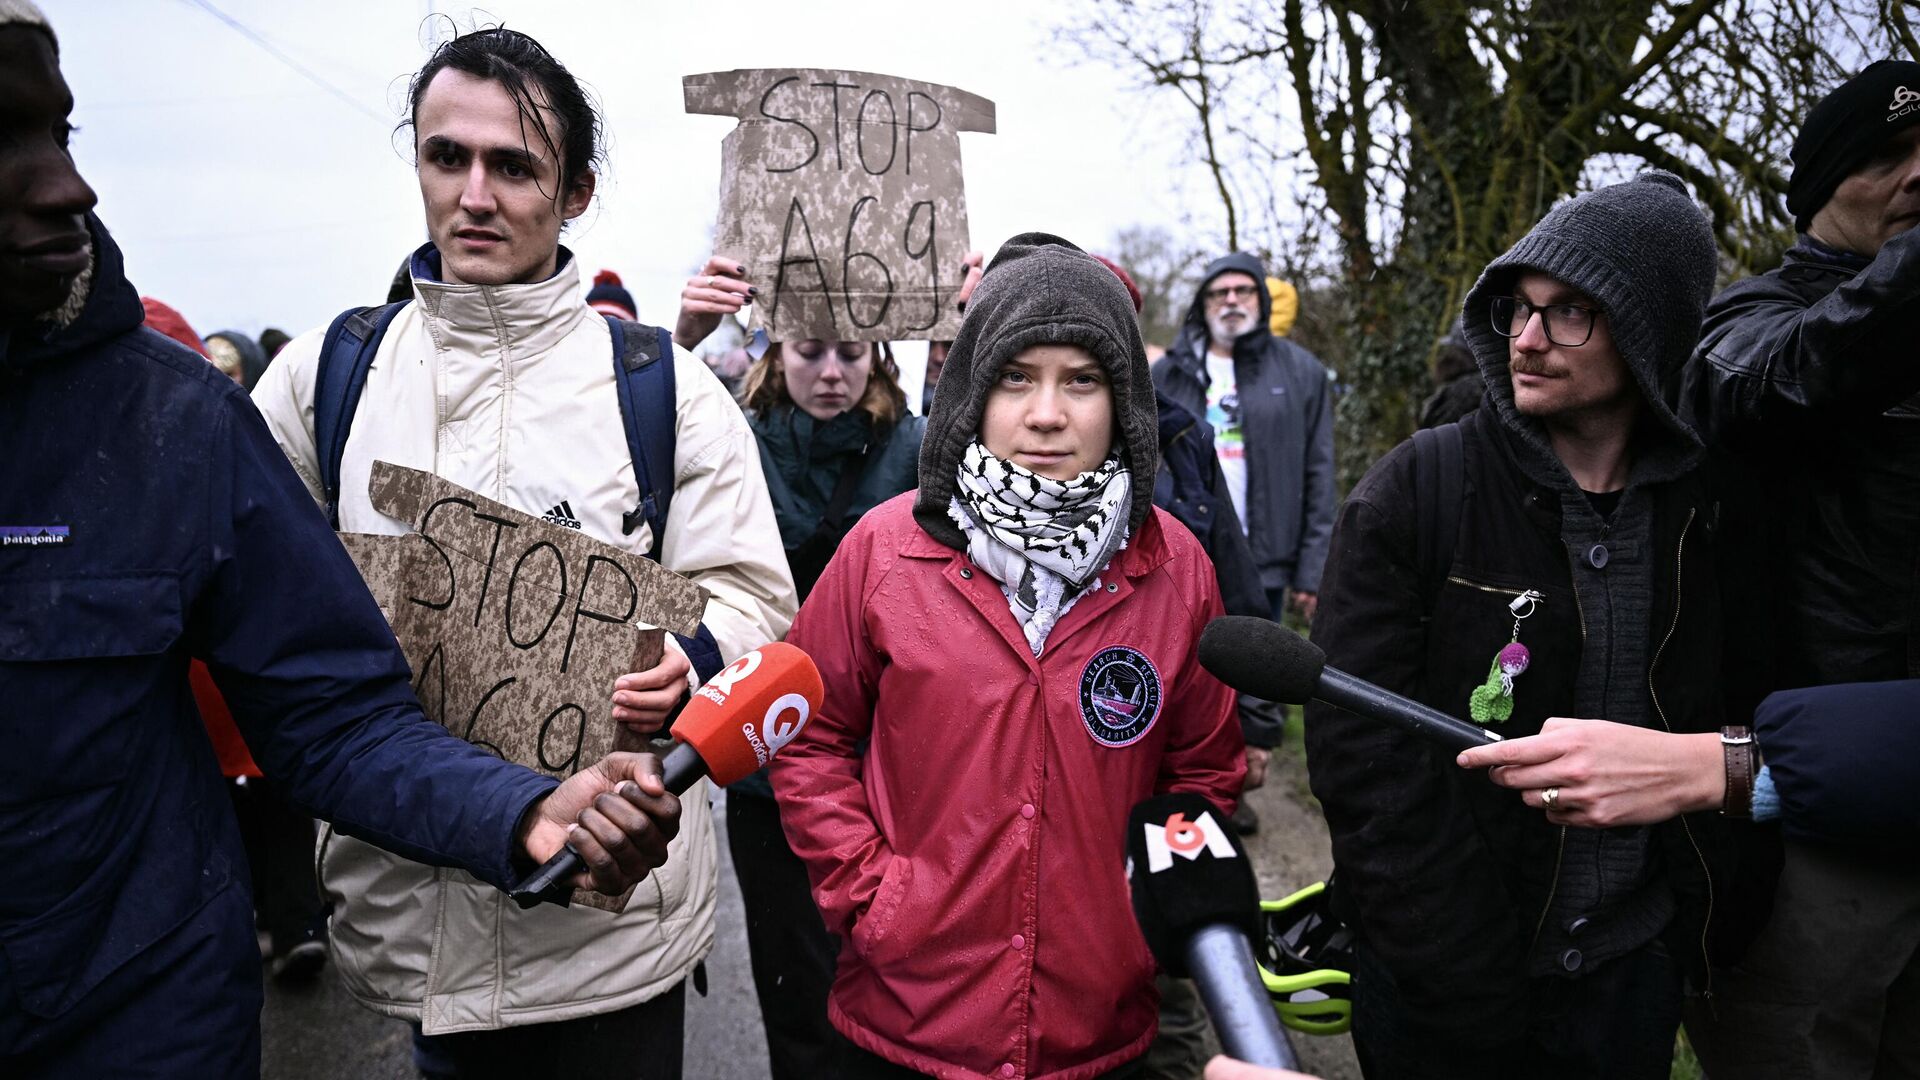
left=0, top=9, right=681, bottom=1075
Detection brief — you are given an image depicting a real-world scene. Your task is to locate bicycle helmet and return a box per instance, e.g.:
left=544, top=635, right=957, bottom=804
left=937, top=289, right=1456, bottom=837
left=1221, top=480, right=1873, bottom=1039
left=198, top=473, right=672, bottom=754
left=1257, top=880, right=1356, bottom=1035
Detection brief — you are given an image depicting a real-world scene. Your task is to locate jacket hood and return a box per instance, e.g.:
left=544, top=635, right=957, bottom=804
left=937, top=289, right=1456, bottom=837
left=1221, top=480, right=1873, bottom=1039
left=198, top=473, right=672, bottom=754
left=1178, top=251, right=1272, bottom=353
left=1460, top=172, right=1713, bottom=490
left=1, top=214, right=145, bottom=377
left=914, top=232, right=1160, bottom=549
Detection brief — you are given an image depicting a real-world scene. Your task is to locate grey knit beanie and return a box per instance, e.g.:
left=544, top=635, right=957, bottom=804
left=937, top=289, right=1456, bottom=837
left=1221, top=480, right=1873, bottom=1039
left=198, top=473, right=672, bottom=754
left=913, top=232, right=1160, bottom=550
left=1461, top=171, right=1716, bottom=461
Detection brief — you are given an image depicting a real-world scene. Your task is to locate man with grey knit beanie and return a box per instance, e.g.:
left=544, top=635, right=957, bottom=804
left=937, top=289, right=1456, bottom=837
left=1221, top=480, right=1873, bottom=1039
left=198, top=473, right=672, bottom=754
left=1679, top=58, right=1920, bottom=1079
left=1305, top=172, right=1773, bottom=1079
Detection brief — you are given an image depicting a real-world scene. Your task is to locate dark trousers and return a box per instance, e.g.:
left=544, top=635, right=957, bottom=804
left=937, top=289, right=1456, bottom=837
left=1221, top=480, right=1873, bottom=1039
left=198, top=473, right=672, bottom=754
left=1140, top=975, right=1212, bottom=1079
left=726, top=790, right=853, bottom=1080
left=226, top=775, right=324, bottom=953
left=844, top=1045, right=1146, bottom=1079
left=411, top=982, right=685, bottom=1080
left=1351, top=938, right=1682, bottom=1080
left=1685, top=839, right=1920, bottom=1080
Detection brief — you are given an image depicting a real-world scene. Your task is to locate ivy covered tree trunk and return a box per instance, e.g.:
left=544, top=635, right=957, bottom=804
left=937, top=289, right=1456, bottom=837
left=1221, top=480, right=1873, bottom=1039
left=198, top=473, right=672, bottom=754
left=1063, top=0, right=1889, bottom=487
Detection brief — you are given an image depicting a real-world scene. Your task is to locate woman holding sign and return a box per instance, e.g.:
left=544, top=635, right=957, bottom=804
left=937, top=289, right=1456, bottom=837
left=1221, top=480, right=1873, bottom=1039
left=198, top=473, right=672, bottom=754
left=770, top=234, right=1244, bottom=1079
left=678, top=257, right=926, bottom=1080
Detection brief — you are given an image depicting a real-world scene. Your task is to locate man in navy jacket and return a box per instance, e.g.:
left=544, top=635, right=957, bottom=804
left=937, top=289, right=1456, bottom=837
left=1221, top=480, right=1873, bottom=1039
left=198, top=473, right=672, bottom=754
left=0, top=10, right=679, bottom=1075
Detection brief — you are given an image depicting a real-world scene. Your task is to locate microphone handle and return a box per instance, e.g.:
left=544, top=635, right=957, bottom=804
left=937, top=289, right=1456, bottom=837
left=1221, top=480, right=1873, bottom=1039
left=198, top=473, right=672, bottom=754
left=1317, top=664, right=1502, bottom=751
left=1185, top=924, right=1300, bottom=1071
left=508, top=740, right=710, bottom=909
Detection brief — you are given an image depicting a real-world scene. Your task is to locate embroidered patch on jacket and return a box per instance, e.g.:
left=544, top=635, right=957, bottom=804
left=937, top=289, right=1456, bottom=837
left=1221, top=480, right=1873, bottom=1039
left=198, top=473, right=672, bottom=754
left=542, top=501, right=583, bottom=530
left=0, top=526, right=69, bottom=547
left=1079, top=645, right=1163, bottom=747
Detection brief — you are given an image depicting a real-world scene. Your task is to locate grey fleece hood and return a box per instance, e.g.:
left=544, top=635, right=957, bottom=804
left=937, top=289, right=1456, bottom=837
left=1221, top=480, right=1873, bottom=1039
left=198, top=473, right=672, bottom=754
left=1179, top=251, right=1271, bottom=351
left=914, top=232, right=1160, bottom=550
left=1461, top=171, right=1715, bottom=488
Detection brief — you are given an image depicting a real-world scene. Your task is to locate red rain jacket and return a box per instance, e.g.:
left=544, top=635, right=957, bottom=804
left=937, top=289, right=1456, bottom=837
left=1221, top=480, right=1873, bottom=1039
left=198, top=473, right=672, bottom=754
left=773, top=494, right=1244, bottom=1080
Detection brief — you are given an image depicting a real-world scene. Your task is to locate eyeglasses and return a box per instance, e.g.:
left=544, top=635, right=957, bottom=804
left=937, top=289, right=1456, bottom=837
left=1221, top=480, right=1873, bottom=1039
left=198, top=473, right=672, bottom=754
left=1204, top=284, right=1261, bottom=304
left=1489, top=296, right=1600, bottom=348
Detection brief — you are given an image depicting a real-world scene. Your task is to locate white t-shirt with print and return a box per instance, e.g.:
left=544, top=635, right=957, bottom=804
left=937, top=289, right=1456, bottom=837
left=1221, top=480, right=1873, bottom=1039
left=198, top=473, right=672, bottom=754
left=1203, top=349, right=1248, bottom=531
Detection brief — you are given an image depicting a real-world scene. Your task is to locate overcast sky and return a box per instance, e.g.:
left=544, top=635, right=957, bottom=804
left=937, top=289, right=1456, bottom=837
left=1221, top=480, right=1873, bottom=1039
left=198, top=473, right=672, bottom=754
left=44, top=0, right=1215, bottom=389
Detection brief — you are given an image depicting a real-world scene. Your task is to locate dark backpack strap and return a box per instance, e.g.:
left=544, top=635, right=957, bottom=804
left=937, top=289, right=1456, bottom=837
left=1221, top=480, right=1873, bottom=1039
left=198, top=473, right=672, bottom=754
left=605, top=318, right=719, bottom=685
left=607, top=317, right=679, bottom=559
left=784, top=443, right=874, bottom=602
left=314, top=301, right=409, bottom=528
left=1411, top=422, right=1465, bottom=613
left=818, top=443, right=871, bottom=533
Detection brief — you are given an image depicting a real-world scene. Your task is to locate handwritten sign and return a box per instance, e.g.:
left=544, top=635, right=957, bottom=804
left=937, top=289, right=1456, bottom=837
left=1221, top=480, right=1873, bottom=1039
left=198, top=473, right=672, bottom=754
left=341, top=463, right=709, bottom=911
left=685, top=68, right=995, bottom=343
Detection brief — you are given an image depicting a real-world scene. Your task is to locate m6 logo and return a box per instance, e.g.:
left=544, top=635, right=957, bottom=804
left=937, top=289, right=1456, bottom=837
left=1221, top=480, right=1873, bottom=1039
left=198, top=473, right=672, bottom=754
left=1142, top=810, right=1236, bottom=873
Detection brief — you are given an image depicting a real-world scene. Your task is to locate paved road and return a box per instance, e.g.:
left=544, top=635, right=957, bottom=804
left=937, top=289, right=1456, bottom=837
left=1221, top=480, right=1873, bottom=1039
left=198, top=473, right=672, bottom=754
left=263, top=766, right=1359, bottom=1080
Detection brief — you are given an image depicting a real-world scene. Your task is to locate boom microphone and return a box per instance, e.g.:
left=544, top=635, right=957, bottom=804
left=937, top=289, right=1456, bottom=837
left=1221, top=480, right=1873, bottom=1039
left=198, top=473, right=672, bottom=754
left=509, top=641, right=824, bottom=908
left=1127, top=794, right=1299, bottom=1071
left=1198, top=615, right=1500, bottom=752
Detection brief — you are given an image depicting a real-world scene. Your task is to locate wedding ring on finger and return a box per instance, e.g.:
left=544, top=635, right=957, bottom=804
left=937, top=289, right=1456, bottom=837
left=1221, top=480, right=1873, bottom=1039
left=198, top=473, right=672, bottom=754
left=1542, top=786, right=1560, bottom=809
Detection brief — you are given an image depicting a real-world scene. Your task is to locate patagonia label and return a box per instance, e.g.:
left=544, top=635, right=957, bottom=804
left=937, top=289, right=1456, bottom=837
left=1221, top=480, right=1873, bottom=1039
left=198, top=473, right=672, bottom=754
left=1, top=526, right=69, bottom=547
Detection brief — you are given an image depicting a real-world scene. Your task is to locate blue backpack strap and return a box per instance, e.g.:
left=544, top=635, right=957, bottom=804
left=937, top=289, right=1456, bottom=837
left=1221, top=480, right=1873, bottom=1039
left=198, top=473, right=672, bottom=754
left=314, top=301, right=409, bottom=527
left=605, top=316, right=722, bottom=683
left=606, top=316, right=678, bottom=555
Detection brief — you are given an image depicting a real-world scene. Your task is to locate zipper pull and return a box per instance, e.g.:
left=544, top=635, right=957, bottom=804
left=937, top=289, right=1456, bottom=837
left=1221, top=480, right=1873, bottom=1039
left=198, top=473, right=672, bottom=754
left=1506, top=589, right=1545, bottom=618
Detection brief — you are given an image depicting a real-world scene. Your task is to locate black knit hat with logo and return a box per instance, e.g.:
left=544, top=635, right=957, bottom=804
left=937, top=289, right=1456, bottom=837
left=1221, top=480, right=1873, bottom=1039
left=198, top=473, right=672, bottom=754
left=1788, top=60, right=1920, bottom=231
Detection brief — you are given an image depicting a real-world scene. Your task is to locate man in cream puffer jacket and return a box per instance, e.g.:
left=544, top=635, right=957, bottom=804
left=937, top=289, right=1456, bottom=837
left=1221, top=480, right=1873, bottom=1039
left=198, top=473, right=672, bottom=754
left=251, top=26, right=794, bottom=1076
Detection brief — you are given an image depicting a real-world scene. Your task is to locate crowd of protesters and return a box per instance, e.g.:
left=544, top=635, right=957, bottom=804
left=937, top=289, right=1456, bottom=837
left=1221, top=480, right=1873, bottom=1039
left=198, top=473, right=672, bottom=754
left=8, top=1, right=1920, bottom=1078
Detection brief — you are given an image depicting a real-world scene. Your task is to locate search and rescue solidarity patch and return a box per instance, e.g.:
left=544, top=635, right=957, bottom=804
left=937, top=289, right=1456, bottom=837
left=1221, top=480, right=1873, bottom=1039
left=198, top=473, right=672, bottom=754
left=1080, top=644, right=1163, bottom=747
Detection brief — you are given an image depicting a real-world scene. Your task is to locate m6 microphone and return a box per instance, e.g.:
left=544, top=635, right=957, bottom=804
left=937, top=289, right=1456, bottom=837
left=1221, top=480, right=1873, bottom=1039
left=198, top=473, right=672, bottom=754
left=1198, top=615, right=1500, bottom=752
left=509, top=641, right=824, bottom=908
left=1127, top=794, right=1299, bottom=1071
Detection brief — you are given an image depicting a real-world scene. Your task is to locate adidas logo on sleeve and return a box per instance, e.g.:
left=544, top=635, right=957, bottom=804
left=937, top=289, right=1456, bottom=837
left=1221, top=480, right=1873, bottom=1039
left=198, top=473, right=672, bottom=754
left=543, top=501, right=582, bottom=530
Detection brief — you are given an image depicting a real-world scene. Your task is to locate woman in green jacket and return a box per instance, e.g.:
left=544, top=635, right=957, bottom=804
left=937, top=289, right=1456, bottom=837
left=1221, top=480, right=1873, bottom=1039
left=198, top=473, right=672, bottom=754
left=741, top=338, right=926, bottom=599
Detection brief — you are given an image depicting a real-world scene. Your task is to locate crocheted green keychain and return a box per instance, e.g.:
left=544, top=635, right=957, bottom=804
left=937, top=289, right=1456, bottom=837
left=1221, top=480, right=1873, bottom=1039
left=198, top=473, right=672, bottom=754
left=1468, top=590, right=1543, bottom=724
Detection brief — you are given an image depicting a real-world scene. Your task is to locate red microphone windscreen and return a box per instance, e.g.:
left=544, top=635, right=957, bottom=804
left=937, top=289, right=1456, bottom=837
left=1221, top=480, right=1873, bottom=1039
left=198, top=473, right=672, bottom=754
left=674, top=642, right=824, bottom=785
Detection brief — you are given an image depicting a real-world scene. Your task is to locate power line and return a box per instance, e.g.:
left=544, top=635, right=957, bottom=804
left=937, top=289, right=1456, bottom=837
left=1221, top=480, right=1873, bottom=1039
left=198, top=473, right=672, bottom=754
left=177, top=0, right=388, bottom=126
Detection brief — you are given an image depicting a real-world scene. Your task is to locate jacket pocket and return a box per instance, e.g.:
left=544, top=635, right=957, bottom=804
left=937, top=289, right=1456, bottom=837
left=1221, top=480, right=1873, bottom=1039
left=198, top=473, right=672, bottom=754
left=1427, top=572, right=1581, bottom=732
left=0, top=571, right=182, bottom=661
left=850, top=854, right=912, bottom=962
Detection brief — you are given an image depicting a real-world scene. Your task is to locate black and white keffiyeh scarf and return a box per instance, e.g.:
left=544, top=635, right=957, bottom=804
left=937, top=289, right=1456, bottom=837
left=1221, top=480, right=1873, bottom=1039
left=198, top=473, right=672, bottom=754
left=949, top=439, right=1132, bottom=654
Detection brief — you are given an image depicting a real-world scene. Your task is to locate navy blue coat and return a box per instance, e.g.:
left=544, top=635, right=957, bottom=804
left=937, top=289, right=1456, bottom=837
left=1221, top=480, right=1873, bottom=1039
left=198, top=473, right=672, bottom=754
left=0, top=220, right=558, bottom=1070
left=1754, top=679, right=1920, bottom=847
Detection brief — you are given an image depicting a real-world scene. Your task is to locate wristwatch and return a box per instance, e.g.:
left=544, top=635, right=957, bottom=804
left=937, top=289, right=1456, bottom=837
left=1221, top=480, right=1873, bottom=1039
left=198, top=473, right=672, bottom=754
left=1719, top=726, right=1758, bottom=818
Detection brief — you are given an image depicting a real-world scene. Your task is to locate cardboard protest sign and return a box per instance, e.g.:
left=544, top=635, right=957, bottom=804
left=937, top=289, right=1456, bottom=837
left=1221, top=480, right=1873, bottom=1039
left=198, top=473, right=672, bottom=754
left=685, top=68, right=995, bottom=342
left=340, top=462, right=708, bottom=911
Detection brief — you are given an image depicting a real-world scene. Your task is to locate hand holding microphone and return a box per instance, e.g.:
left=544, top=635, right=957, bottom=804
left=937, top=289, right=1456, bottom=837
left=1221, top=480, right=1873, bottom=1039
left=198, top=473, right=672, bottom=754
left=1128, top=794, right=1299, bottom=1071
left=510, top=641, right=824, bottom=908
left=1198, top=616, right=1500, bottom=752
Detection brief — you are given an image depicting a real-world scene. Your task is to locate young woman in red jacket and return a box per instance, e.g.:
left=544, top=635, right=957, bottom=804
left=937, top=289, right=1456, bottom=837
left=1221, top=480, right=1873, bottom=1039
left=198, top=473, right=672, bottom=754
left=771, top=234, right=1246, bottom=1080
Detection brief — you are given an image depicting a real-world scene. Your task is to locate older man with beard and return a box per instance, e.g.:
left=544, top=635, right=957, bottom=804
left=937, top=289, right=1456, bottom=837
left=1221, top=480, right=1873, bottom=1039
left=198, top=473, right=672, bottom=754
left=1153, top=254, right=1335, bottom=626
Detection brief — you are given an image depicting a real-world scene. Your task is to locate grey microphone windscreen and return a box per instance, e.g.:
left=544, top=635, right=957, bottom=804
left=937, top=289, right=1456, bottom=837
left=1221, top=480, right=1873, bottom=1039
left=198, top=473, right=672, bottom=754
left=1197, top=616, right=1326, bottom=705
